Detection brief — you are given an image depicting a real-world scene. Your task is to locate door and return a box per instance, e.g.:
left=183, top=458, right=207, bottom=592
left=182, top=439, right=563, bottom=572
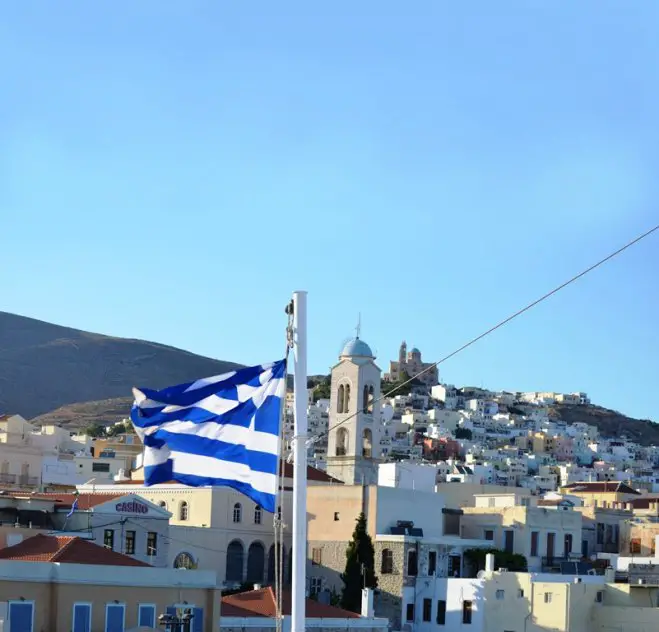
left=564, top=534, right=573, bottom=558
left=9, top=602, right=33, bottom=632
left=546, top=532, right=555, bottom=562
left=582, top=539, right=589, bottom=558
left=504, top=530, right=514, bottom=554
left=73, top=604, right=91, bottom=632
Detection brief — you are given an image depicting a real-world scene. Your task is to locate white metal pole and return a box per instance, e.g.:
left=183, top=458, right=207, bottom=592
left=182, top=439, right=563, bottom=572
left=291, top=291, right=308, bottom=632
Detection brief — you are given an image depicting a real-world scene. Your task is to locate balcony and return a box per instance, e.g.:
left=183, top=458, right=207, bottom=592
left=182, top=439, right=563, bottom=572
left=17, top=476, right=40, bottom=487
left=0, top=474, right=16, bottom=484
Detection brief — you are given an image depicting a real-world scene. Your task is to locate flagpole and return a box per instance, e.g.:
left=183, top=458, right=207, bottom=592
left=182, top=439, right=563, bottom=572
left=291, top=290, right=307, bottom=632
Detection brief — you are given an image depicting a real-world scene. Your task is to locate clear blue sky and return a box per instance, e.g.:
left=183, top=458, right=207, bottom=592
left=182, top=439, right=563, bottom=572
left=2, top=2, right=658, bottom=421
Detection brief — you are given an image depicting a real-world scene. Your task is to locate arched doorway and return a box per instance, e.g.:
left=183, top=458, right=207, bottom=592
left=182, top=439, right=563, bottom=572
left=267, top=544, right=286, bottom=583
left=247, top=542, right=266, bottom=583
left=226, top=540, right=244, bottom=583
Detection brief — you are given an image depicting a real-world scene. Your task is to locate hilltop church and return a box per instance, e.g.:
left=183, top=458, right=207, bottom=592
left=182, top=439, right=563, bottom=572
left=385, top=341, right=438, bottom=386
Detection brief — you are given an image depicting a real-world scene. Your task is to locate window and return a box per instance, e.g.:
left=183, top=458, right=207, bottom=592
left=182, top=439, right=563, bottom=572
left=518, top=588, right=525, bottom=598
left=422, top=598, right=432, bottom=622
left=138, top=604, right=156, bottom=629
left=496, top=590, right=505, bottom=600
left=312, top=548, right=322, bottom=566
left=179, top=501, right=189, bottom=521
left=406, top=603, right=415, bottom=622
left=254, top=505, right=262, bottom=525
left=338, top=384, right=345, bottom=413
left=484, top=529, right=494, bottom=541
left=462, top=600, right=473, bottom=624
left=544, top=592, right=553, bottom=604
left=630, top=538, right=642, bottom=554
left=531, top=531, right=539, bottom=557
left=333, top=512, right=340, bottom=521
left=124, top=530, right=136, bottom=555
left=381, top=549, right=393, bottom=574
left=407, top=549, right=418, bottom=576
left=73, top=603, right=92, bottom=632
left=233, top=503, right=242, bottom=523
left=158, top=501, right=168, bottom=510
left=147, top=532, right=158, bottom=557
left=9, top=601, right=34, bottom=632
left=92, top=462, right=111, bottom=473
left=436, top=600, right=446, bottom=625
left=488, top=497, right=496, bottom=507
left=362, top=428, right=373, bottom=458
left=174, top=552, right=195, bottom=569
left=104, top=529, right=114, bottom=550
left=428, top=550, right=437, bottom=575
left=336, top=427, right=348, bottom=456
left=596, top=591, right=603, bottom=603
left=344, top=384, right=351, bottom=413
left=105, top=603, right=125, bottom=632
left=309, top=577, right=322, bottom=598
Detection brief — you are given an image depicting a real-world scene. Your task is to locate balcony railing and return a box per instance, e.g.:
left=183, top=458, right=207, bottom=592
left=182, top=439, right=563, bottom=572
left=17, top=476, right=40, bottom=487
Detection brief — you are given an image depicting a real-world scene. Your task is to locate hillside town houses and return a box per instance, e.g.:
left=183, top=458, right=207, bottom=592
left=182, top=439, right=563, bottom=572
left=0, top=336, right=658, bottom=630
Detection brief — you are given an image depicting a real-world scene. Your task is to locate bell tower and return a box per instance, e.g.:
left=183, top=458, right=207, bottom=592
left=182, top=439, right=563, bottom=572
left=326, top=336, right=382, bottom=485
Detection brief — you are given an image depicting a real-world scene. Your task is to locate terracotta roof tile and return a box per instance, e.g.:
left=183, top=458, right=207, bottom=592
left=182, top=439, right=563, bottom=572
left=221, top=587, right=360, bottom=619
left=26, top=493, right=123, bottom=510
left=0, top=534, right=151, bottom=567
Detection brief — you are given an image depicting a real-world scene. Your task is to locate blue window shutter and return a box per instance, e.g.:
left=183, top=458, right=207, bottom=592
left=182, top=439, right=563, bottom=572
left=9, top=603, right=33, bottom=632
left=106, top=605, right=124, bottom=632
left=138, top=606, right=155, bottom=628
left=193, top=608, right=203, bottom=632
left=73, top=605, right=91, bottom=632
left=166, top=607, right=177, bottom=616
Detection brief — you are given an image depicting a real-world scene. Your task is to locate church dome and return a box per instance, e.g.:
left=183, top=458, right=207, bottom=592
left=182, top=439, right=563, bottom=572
left=340, top=337, right=374, bottom=358
left=410, top=347, right=421, bottom=354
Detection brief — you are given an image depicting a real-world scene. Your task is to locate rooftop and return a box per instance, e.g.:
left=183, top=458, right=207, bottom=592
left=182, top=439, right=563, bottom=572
left=0, top=534, right=151, bottom=567
left=563, top=481, right=641, bottom=495
left=221, top=587, right=360, bottom=619
left=340, top=337, right=374, bottom=359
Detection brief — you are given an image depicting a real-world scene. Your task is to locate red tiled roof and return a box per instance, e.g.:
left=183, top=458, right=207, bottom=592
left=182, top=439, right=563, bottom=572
left=221, top=587, right=360, bottom=619
left=0, top=534, right=151, bottom=567
left=630, top=496, right=659, bottom=509
left=563, top=481, right=641, bottom=495
left=26, top=493, right=123, bottom=510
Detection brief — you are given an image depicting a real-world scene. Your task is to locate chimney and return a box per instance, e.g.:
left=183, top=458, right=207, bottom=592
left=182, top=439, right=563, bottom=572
left=485, top=553, right=495, bottom=574
left=361, top=588, right=374, bottom=618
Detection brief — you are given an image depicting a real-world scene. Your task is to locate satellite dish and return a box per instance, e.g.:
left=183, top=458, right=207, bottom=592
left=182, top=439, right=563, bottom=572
left=381, top=404, right=394, bottom=423
left=476, top=570, right=487, bottom=579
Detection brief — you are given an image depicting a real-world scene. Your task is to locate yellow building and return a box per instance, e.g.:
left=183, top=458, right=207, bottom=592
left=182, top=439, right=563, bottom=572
left=560, top=481, right=641, bottom=507
left=0, top=533, right=220, bottom=632
left=460, top=493, right=583, bottom=571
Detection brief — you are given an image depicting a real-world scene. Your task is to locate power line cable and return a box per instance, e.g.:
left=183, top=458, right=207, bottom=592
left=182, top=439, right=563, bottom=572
left=312, top=223, right=659, bottom=442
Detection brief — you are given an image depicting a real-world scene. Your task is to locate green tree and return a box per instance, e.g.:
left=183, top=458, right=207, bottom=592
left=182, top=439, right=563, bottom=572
left=462, top=548, right=528, bottom=576
left=340, top=513, right=378, bottom=612
left=455, top=427, right=473, bottom=440
left=84, top=423, right=106, bottom=438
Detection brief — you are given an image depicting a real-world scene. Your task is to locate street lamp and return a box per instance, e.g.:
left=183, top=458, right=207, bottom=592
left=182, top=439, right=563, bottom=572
left=158, top=609, right=194, bottom=632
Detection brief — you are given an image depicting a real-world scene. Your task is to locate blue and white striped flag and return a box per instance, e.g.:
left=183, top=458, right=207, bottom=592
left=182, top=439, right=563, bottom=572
left=130, top=360, right=286, bottom=512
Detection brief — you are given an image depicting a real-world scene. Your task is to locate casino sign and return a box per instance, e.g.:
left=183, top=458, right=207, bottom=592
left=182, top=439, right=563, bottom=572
left=115, top=500, right=149, bottom=514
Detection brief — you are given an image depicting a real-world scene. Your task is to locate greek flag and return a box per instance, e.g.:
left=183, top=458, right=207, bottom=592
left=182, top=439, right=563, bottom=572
left=130, top=360, right=286, bottom=512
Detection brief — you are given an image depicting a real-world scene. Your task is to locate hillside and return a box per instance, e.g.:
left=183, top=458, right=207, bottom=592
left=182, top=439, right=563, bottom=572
left=0, top=311, right=242, bottom=421
left=549, top=404, right=659, bottom=446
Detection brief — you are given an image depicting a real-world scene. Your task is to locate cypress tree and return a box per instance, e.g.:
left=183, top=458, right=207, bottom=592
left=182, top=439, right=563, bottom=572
left=340, top=512, right=378, bottom=612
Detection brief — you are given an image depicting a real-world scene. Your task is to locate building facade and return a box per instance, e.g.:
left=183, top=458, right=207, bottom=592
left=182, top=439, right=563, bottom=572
left=385, top=342, right=438, bottom=386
